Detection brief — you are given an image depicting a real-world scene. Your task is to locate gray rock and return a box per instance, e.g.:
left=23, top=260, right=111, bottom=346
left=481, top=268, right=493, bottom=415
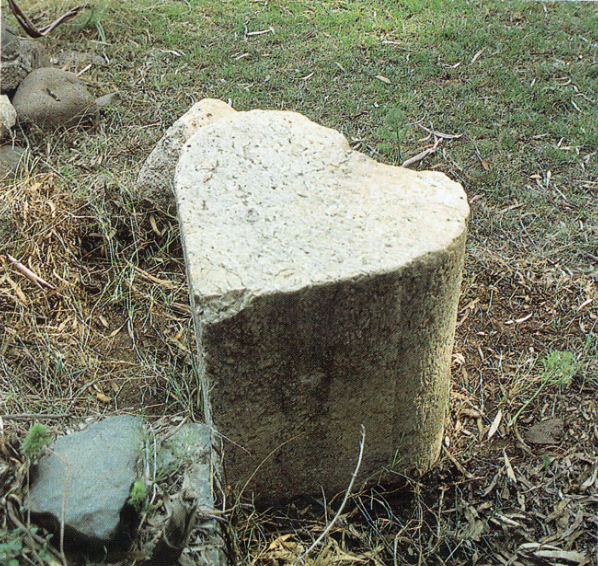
left=0, top=95, right=17, bottom=128
left=1, top=19, right=19, bottom=60
left=94, top=91, right=120, bottom=110
left=176, top=110, right=469, bottom=503
left=0, top=145, right=27, bottom=179
left=26, top=415, right=144, bottom=558
left=1, top=95, right=17, bottom=141
left=135, top=98, right=236, bottom=211
left=1, top=20, right=49, bottom=94
left=154, top=424, right=226, bottom=566
left=12, top=67, right=97, bottom=128
left=525, top=418, right=564, bottom=445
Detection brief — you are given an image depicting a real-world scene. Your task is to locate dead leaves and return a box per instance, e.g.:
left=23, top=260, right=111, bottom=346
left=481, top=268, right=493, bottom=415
left=256, top=533, right=382, bottom=566
left=518, top=545, right=589, bottom=566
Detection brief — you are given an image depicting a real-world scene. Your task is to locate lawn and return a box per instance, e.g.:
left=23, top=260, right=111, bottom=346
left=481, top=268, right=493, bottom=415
left=1, top=0, right=597, bottom=564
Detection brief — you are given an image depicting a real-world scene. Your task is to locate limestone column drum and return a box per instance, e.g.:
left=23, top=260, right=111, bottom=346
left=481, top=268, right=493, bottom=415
left=175, top=108, right=469, bottom=503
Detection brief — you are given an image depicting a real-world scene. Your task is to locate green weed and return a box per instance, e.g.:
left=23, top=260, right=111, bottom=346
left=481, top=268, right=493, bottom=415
left=512, top=350, right=578, bottom=423
left=21, top=424, right=52, bottom=460
left=0, top=529, right=22, bottom=566
left=541, top=350, right=578, bottom=390
left=128, top=479, right=148, bottom=512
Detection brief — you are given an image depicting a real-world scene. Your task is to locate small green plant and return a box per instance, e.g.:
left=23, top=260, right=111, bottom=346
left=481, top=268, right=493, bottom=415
left=542, top=454, right=551, bottom=473
left=21, top=424, right=52, bottom=459
left=512, top=350, right=578, bottom=423
left=541, top=350, right=578, bottom=390
left=382, top=107, right=410, bottom=162
left=74, top=1, right=109, bottom=41
left=0, top=528, right=23, bottom=566
left=128, top=480, right=147, bottom=512
left=0, top=527, right=54, bottom=565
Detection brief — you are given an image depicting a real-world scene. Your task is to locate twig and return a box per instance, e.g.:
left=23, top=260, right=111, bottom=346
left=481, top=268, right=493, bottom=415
left=402, top=137, right=441, bottom=168
left=130, top=263, right=177, bottom=289
left=295, top=425, right=366, bottom=564
left=6, top=0, right=89, bottom=38
left=6, top=254, right=56, bottom=290
left=513, top=422, right=535, bottom=457
left=417, top=124, right=462, bottom=140
left=441, top=445, right=475, bottom=479
left=59, top=461, right=71, bottom=565
left=1, top=413, right=72, bottom=420
left=6, top=496, right=64, bottom=564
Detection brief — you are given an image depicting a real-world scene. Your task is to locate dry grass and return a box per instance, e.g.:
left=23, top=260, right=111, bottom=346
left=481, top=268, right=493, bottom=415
left=1, top=0, right=598, bottom=564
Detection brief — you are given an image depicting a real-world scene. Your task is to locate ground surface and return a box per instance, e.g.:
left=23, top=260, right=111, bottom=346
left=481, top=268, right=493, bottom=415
left=1, top=1, right=597, bottom=565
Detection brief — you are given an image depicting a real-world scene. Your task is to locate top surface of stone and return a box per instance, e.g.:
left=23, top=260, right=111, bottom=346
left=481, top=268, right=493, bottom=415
left=27, top=415, right=144, bottom=542
left=176, top=110, right=469, bottom=311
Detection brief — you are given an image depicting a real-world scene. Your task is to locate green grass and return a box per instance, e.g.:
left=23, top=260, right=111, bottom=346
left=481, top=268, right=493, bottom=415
left=48, top=0, right=596, bottom=262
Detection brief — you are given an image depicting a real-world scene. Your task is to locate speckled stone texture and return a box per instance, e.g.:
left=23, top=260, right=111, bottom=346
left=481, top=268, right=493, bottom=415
left=135, top=99, right=237, bottom=211
left=1, top=20, right=49, bottom=94
left=176, top=110, right=469, bottom=503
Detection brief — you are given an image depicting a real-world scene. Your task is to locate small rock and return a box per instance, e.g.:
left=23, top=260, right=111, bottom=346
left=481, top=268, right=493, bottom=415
left=0, top=145, right=27, bottom=179
left=26, top=415, right=144, bottom=559
left=135, top=98, right=237, bottom=211
left=525, top=418, right=564, bottom=445
left=1, top=20, right=49, bottom=94
left=12, top=67, right=97, bottom=128
left=94, top=91, right=120, bottom=110
left=0, top=95, right=17, bottom=140
left=154, top=423, right=226, bottom=566
left=1, top=19, right=19, bottom=60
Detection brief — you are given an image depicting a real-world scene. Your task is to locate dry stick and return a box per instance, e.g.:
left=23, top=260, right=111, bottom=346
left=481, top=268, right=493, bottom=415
left=60, top=463, right=71, bottom=566
left=417, top=123, right=463, bottom=140
left=6, top=496, right=64, bottom=565
left=513, top=422, right=535, bottom=457
left=6, top=0, right=89, bottom=38
left=1, top=413, right=72, bottom=420
left=295, top=425, right=366, bottom=565
left=6, top=253, right=56, bottom=290
left=402, top=137, right=441, bottom=168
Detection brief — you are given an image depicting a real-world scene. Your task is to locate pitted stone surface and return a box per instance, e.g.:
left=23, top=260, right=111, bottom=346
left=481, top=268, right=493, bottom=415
left=135, top=98, right=237, bottom=210
left=176, top=110, right=469, bottom=502
left=27, top=416, right=144, bottom=552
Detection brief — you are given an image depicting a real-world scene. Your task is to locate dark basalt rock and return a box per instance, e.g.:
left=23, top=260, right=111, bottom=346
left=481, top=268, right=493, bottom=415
left=26, top=415, right=144, bottom=561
